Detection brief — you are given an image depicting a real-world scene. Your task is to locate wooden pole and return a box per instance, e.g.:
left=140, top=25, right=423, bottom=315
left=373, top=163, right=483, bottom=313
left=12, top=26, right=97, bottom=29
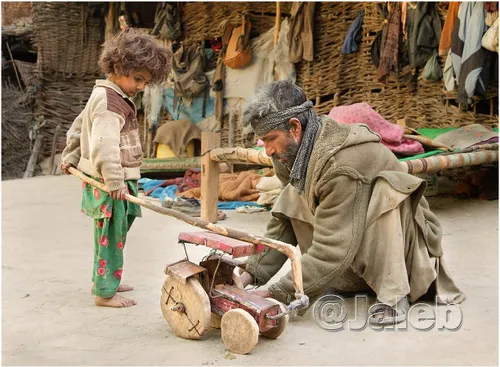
left=403, top=134, right=453, bottom=151
left=146, top=130, right=152, bottom=158
left=273, top=2, right=281, bottom=80
left=274, top=2, right=281, bottom=48
left=200, top=132, right=220, bottom=223
left=24, top=134, right=44, bottom=179
left=6, top=42, right=24, bottom=93
left=210, top=147, right=272, bottom=166
left=104, top=2, right=116, bottom=42
left=68, top=166, right=305, bottom=300
left=49, top=124, right=61, bottom=175
left=401, top=150, right=499, bottom=174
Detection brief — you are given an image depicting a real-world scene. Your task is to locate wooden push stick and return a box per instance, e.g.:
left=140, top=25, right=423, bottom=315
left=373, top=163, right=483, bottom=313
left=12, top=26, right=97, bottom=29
left=201, top=132, right=220, bottom=223
left=68, top=166, right=305, bottom=300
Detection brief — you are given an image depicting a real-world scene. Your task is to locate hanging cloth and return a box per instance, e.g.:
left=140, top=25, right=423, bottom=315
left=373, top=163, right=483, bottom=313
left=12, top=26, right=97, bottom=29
left=341, top=10, right=365, bottom=54
left=288, top=2, right=315, bottom=63
left=407, top=2, right=442, bottom=69
left=377, top=3, right=402, bottom=83
left=450, top=2, right=488, bottom=104
left=439, top=2, right=461, bottom=56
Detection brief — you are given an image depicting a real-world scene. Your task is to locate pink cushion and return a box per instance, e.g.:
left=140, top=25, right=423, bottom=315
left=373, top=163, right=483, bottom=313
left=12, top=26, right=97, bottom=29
left=328, top=103, right=424, bottom=156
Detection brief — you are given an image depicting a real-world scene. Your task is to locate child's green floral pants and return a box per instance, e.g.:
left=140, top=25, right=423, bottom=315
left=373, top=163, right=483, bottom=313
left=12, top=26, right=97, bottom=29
left=81, top=177, right=141, bottom=298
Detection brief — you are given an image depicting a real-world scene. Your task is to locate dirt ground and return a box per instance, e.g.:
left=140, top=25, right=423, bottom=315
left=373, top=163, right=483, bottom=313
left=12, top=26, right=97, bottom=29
left=2, top=175, right=498, bottom=366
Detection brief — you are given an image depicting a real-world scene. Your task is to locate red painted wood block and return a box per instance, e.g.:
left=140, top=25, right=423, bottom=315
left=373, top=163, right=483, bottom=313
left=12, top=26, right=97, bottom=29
left=178, top=231, right=267, bottom=258
left=209, top=284, right=279, bottom=333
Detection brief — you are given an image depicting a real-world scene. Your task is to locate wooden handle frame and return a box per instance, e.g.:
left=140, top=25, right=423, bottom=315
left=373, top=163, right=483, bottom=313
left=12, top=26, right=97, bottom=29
left=69, top=167, right=306, bottom=302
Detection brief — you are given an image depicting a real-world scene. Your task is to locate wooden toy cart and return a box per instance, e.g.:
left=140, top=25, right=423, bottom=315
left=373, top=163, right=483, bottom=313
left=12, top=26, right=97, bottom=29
left=160, top=231, right=308, bottom=355
left=69, top=168, right=309, bottom=355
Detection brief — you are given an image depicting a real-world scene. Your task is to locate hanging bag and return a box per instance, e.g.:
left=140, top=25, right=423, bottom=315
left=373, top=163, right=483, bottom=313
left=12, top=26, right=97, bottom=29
left=172, top=43, right=208, bottom=98
left=482, top=18, right=499, bottom=53
left=223, top=14, right=252, bottom=69
left=422, top=51, right=442, bottom=81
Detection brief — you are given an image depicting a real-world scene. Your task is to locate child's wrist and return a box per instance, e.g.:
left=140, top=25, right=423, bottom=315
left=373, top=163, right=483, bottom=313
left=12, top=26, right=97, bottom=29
left=106, top=180, right=126, bottom=191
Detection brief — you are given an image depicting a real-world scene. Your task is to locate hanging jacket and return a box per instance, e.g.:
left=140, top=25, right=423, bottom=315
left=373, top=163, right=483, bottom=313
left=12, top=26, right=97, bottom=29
left=439, top=2, right=461, bottom=56
left=288, top=2, right=315, bottom=63
left=407, top=2, right=442, bottom=69
left=450, top=2, right=488, bottom=104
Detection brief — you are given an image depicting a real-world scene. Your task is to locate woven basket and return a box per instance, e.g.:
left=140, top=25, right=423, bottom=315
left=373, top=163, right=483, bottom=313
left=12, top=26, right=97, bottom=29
left=33, top=70, right=98, bottom=157
left=182, top=2, right=291, bottom=41
left=14, top=60, right=36, bottom=86
left=2, top=85, right=33, bottom=179
left=32, top=2, right=103, bottom=74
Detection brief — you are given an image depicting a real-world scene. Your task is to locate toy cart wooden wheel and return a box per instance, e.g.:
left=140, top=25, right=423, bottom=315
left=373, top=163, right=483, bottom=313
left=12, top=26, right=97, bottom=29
left=160, top=276, right=211, bottom=340
left=221, top=308, right=259, bottom=355
left=260, top=298, right=288, bottom=339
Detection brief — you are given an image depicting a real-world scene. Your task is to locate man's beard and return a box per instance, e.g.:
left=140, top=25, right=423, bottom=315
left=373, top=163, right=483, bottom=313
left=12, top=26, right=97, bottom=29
left=271, top=136, right=300, bottom=183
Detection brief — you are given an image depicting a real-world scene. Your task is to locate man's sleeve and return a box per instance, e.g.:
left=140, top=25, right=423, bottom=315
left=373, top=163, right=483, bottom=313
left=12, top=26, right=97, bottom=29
left=61, top=111, right=84, bottom=167
left=268, top=172, right=371, bottom=304
left=245, top=214, right=298, bottom=286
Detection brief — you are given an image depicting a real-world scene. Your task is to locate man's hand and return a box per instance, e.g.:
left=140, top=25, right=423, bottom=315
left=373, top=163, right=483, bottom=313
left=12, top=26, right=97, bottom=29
left=248, top=289, right=272, bottom=298
left=60, top=162, right=74, bottom=175
left=239, top=271, right=255, bottom=288
left=110, top=187, right=128, bottom=200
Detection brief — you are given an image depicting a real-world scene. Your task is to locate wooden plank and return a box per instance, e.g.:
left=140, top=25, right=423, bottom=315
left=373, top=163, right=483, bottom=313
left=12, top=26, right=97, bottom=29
left=179, top=231, right=266, bottom=258
left=49, top=124, right=61, bottom=175
left=23, top=134, right=43, bottom=179
left=164, top=260, right=207, bottom=285
left=200, top=132, right=220, bottom=222
left=210, top=284, right=279, bottom=333
left=140, top=157, right=201, bottom=174
left=397, top=118, right=413, bottom=128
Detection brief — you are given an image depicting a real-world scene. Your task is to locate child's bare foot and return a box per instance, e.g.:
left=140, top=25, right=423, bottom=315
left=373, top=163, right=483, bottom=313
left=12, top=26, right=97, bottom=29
left=91, top=283, right=134, bottom=294
left=95, top=294, right=137, bottom=308
left=117, top=284, right=134, bottom=292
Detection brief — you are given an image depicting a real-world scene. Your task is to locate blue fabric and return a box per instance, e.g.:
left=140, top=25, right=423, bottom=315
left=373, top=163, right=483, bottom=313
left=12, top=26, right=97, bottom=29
left=218, top=201, right=262, bottom=210
left=141, top=179, right=164, bottom=194
left=451, top=2, right=487, bottom=104
left=164, top=87, right=215, bottom=123
left=138, top=177, right=154, bottom=190
left=342, top=10, right=365, bottom=54
left=160, top=185, right=178, bottom=202
left=139, top=179, right=263, bottom=210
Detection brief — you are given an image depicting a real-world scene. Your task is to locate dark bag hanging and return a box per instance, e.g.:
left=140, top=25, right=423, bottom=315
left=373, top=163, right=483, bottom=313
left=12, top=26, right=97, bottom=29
left=152, top=3, right=181, bottom=41
left=172, top=43, right=208, bottom=98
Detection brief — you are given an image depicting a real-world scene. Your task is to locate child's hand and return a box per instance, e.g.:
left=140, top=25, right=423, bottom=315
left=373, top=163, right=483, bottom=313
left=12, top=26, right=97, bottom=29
left=60, top=162, right=74, bottom=175
left=110, top=187, right=128, bottom=200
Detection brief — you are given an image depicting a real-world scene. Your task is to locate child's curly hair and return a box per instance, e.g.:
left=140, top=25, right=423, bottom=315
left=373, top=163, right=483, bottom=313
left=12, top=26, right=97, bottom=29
left=99, top=29, right=170, bottom=84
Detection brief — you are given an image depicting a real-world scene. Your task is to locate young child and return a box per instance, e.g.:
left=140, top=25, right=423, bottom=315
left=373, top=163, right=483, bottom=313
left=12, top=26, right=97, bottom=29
left=61, top=29, right=170, bottom=308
